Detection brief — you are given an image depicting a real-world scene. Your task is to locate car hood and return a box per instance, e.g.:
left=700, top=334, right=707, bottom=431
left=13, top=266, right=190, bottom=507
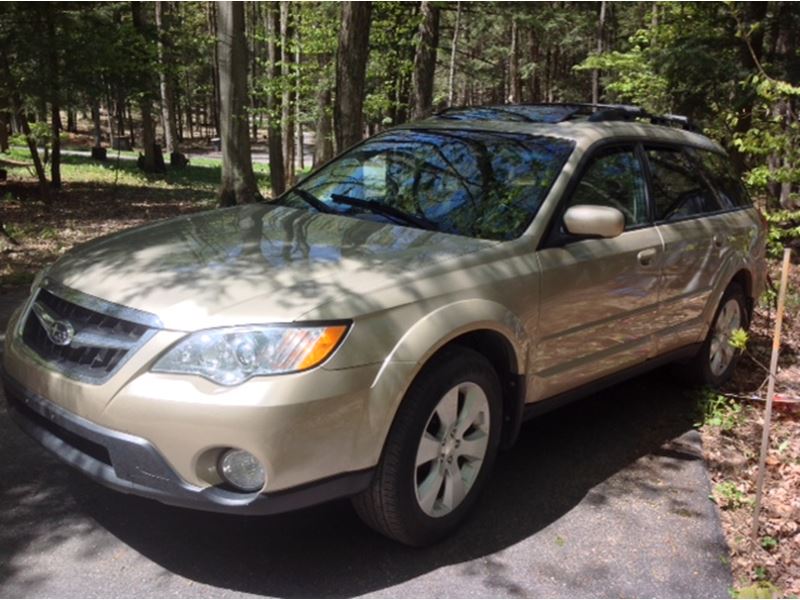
left=46, top=204, right=496, bottom=330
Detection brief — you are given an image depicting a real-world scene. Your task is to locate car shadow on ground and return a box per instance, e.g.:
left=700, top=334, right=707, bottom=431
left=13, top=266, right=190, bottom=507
left=16, top=367, right=698, bottom=598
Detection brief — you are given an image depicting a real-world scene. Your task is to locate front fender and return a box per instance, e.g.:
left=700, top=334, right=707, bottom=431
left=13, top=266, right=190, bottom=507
left=383, top=298, right=529, bottom=373
left=355, top=299, right=530, bottom=465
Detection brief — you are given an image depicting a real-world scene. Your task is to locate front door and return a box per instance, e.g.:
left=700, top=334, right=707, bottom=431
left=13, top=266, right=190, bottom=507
left=533, top=144, right=663, bottom=400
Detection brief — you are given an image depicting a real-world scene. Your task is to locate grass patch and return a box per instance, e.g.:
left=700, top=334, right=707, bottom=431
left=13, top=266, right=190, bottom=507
left=711, top=481, right=752, bottom=510
left=4, top=146, right=271, bottom=204
left=693, top=388, right=744, bottom=432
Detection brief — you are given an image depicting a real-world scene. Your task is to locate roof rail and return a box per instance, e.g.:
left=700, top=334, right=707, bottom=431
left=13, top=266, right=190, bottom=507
left=585, top=105, right=698, bottom=132
left=650, top=113, right=696, bottom=131
left=432, top=103, right=699, bottom=132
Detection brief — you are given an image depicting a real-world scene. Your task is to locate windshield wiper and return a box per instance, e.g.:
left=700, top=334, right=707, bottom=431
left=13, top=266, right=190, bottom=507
left=291, top=188, right=337, bottom=214
left=330, top=193, right=439, bottom=231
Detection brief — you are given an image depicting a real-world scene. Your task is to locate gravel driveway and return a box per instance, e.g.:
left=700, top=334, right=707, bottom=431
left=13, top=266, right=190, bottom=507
left=0, top=286, right=732, bottom=598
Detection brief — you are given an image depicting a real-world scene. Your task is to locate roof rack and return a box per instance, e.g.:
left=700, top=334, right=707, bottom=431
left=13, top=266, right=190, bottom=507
left=433, top=103, right=699, bottom=132
left=583, top=105, right=699, bottom=132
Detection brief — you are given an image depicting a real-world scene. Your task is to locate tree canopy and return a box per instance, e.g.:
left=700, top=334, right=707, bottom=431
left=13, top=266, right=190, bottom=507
left=0, top=1, right=797, bottom=208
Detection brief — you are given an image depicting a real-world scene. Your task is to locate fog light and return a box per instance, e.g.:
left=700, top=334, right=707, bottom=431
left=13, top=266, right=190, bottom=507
left=218, top=449, right=265, bottom=492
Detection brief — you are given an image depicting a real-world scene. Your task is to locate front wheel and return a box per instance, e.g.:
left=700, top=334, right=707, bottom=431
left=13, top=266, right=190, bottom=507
left=352, top=347, right=502, bottom=546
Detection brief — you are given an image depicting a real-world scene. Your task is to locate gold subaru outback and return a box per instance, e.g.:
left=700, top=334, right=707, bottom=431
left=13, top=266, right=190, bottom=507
left=3, top=104, right=766, bottom=545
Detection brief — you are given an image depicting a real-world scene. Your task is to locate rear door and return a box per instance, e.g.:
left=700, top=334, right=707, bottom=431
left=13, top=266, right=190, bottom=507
left=644, top=145, right=725, bottom=353
left=533, top=144, right=663, bottom=400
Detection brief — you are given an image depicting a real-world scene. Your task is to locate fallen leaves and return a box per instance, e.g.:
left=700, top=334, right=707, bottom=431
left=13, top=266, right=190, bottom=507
left=702, top=257, right=799, bottom=598
left=0, top=181, right=212, bottom=291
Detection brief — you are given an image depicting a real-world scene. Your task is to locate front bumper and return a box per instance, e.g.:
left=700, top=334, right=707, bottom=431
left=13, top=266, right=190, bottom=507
left=2, top=371, right=374, bottom=515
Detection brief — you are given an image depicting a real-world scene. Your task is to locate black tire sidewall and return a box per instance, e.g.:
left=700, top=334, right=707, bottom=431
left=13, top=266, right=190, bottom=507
left=385, top=348, right=502, bottom=545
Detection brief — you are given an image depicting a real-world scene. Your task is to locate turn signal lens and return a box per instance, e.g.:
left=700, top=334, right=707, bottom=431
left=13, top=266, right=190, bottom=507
left=297, top=325, right=348, bottom=370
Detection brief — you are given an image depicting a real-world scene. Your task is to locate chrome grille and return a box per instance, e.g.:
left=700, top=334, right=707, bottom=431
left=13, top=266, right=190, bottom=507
left=20, top=285, right=160, bottom=384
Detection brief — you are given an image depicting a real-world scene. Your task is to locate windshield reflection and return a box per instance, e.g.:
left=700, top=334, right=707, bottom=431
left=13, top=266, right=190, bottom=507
left=279, top=129, right=574, bottom=241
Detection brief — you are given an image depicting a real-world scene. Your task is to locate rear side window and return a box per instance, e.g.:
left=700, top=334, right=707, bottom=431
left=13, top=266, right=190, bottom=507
left=695, top=150, right=752, bottom=209
left=646, top=147, right=720, bottom=221
left=568, top=146, right=649, bottom=227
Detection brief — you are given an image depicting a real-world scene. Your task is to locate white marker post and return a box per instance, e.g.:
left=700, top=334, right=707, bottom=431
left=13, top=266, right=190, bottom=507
left=751, top=247, right=792, bottom=542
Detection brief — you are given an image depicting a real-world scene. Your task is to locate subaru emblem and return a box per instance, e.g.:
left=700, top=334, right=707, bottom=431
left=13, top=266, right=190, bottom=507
left=32, top=302, right=76, bottom=347
left=47, top=320, right=75, bottom=346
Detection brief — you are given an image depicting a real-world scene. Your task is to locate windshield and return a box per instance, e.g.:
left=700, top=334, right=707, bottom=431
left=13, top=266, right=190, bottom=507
left=278, top=129, right=574, bottom=241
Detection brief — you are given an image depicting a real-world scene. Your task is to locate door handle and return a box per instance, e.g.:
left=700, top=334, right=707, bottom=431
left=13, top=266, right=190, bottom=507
left=713, top=234, right=724, bottom=248
left=637, top=248, right=658, bottom=267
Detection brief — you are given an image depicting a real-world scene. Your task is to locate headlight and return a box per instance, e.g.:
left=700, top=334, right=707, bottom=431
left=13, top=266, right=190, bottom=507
left=152, top=324, right=349, bottom=386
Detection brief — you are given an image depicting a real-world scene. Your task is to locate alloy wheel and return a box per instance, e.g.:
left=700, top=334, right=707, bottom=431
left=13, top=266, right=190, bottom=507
left=709, top=298, right=742, bottom=376
left=414, top=382, right=490, bottom=518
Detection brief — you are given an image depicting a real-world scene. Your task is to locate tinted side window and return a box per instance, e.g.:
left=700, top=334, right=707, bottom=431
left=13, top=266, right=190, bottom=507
left=568, top=146, right=649, bottom=227
left=646, top=147, right=720, bottom=221
left=696, top=150, right=752, bottom=209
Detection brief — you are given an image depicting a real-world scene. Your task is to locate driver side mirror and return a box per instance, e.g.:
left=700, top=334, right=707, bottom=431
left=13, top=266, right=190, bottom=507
left=563, top=205, right=625, bottom=239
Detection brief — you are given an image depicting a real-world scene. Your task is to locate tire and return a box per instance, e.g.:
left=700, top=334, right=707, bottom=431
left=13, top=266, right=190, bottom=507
left=352, top=346, right=502, bottom=546
left=688, top=283, right=749, bottom=388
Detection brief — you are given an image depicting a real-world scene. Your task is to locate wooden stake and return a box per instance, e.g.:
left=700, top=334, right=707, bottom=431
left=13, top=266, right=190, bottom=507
left=751, top=247, right=792, bottom=542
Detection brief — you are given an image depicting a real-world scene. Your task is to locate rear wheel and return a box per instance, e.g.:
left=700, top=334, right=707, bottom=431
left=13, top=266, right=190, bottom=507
left=689, top=283, right=748, bottom=387
left=352, top=347, right=502, bottom=546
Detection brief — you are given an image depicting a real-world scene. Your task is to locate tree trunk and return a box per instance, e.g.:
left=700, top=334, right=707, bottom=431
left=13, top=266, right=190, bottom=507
left=17, top=108, right=48, bottom=198
left=0, top=50, right=48, bottom=199
left=183, top=69, right=195, bottom=141
left=175, top=86, right=184, bottom=142
left=508, top=17, right=521, bottom=103
left=132, top=2, right=160, bottom=173
left=50, top=102, right=61, bottom=188
left=526, top=28, right=541, bottom=102
left=138, top=98, right=159, bottom=171
left=8, top=109, right=19, bottom=134
left=66, top=107, right=77, bottom=133
left=462, top=9, right=471, bottom=105
left=411, top=1, right=440, bottom=120
left=295, top=19, right=304, bottom=171
left=91, top=98, right=103, bottom=146
left=209, top=2, right=221, bottom=137
left=0, top=111, right=8, bottom=152
left=104, top=89, right=116, bottom=144
left=114, top=92, right=126, bottom=142
left=592, top=1, right=606, bottom=105
left=249, top=1, right=259, bottom=141
left=265, top=2, right=285, bottom=197
left=280, top=2, right=295, bottom=184
left=44, top=5, right=61, bottom=188
left=314, top=83, right=333, bottom=165
left=156, top=1, right=183, bottom=162
left=334, top=1, right=372, bottom=151
left=217, top=1, right=259, bottom=206
left=448, top=1, right=461, bottom=106
left=126, top=100, right=135, bottom=147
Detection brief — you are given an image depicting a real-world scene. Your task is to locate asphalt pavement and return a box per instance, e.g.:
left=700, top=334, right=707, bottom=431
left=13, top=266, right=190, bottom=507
left=0, top=287, right=732, bottom=598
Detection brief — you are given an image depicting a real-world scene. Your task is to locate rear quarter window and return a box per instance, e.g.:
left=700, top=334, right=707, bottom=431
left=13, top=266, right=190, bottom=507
left=694, top=150, right=753, bottom=209
left=645, top=147, right=720, bottom=221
